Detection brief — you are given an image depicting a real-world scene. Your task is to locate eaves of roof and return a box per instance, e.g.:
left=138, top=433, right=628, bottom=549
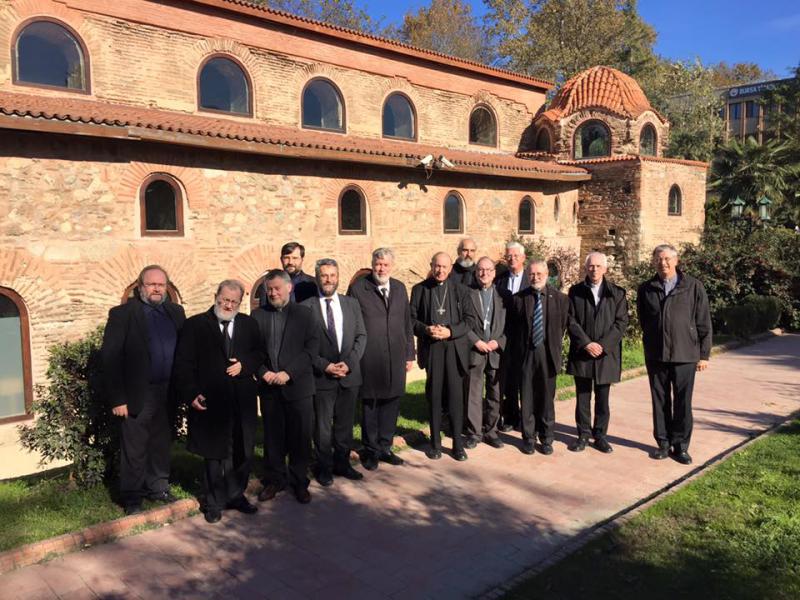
left=558, top=155, right=709, bottom=169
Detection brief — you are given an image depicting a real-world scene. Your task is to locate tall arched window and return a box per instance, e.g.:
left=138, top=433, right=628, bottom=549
left=198, top=56, right=251, bottom=115
left=339, top=187, right=366, bottom=234
left=668, top=184, right=682, bottom=215
left=518, top=196, right=535, bottom=233
left=443, top=192, right=464, bottom=233
left=0, top=288, right=32, bottom=423
left=574, top=120, right=611, bottom=159
left=382, top=93, right=416, bottom=140
left=469, top=106, right=497, bottom=146
left=13, top=20, right=88, bottom=91
left=554, top=195, right=561, bottom=222
left=640, top=124, right=657, bottom=156
left=535, top=128, right=552, bottom=152
left=302, top=78, right=345, bottom=132
left=573, top=202, right=579, bottom=224
left=140, top=175, right=184, bottom=236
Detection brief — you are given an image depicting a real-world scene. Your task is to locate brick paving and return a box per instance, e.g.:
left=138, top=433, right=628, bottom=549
left=1, top=334, right=798, bottom=600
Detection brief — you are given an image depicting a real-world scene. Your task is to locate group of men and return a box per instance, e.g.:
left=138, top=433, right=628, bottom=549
left=101, top=238, right=712, bottom=524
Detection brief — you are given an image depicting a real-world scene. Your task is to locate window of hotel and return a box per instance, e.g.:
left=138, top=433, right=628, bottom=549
left=13, top=20, right=88, bottom=91
left=444, top=192, right=464, bottom=233
left=574, top=121, right=610, bottom=159
left=140, top=175, right=183, bottom=236
left=198, top=56, right=251, bottom=115
left=745, top=101, right=759, bottom=118
left=640, top=124, right=657, bottom=156
left=0, top=289, right=32, bottom=423
left=518, top=196, right=534, bottom=233
left=302, top=78, right=345, bottom=132
left=668, top=184, right=682, bottom=216
left=535, top=128, right=552, bottom=152
left=339, top=187, right=366, bottom=234
left=729, top=102, right=742, bottom=120
left=469, top=106, right=497, bottom=146
left=382, top=93, right=416, bottom=140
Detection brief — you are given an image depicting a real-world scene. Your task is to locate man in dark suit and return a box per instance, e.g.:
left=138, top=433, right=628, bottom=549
left=301, top=258, right=367, bottom=486
left=254, top=241, right=318, bottom=307
left=449, top=237, right=477, bottom=288
left=465, top=257, right=507, bottom=449
left=101, top=265, right=185, bottom=515
left=494, top=241, right=529, bottom=432
left=638, top=244, right=712, bottom=465
left=252, top=269, right=319, bottom=504
left=174, top=280, right=262, bottom=523
left=348, top=248, right=415, bottom=471
left=566, top=252, right=629, bottom=454
left=411, top=252, right=477, bottom=461
left=511, top=259, right=569, bottom=455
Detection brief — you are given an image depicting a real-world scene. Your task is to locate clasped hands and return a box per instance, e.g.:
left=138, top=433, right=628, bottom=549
left=473, top=340, right=499, bottom=354
left=426, top=324, right=451, bottom=340
left=324, top=362, right=350, bottom=378
left=262, top=370, right=290, bottom=386
left=584, top=342, right=604, bottom=358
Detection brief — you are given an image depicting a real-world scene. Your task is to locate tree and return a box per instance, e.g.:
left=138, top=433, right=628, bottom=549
left=485, top=0, right=657, bottom=82
left=257, top=0, right=383, bottom=34
left=709, top=61, right=776, bottom=88
left=760, top=65, right=800, bottom=143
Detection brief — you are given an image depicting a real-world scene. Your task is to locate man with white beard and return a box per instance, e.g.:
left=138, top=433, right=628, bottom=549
left=449, top=237, right=478, bottom=288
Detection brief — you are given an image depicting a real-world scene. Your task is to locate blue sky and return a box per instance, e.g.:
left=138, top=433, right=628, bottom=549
left=362, top=0, right=800, bottom=78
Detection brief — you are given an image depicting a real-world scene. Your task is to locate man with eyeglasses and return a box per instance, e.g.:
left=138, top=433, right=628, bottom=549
left=101, top=265, right=185, bottom=515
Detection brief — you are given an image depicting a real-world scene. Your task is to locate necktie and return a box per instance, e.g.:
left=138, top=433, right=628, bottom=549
left=380, top=287, right=389, bottom=309
left=531, top=293, right=544, bottom=348
left=220, top=320, right=233, bottom=359
left=325, top=298, right=338, bottom=348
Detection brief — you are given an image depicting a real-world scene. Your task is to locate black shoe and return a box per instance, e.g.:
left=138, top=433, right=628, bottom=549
left=361, top=455, right=379, bottom=471
left=226, top=497, right=258, bottom=514
left=569, top=438, right=588, bottom=452
left=484, top=437, right=504, bottom=449
left=204, top=509, right=222, bottom=524
left=452, top=449, right=468, bottom=461
left=521, top=440, right=535, bottom=455
left=425, top=447, right=442, bottom=460
left=464, top=437, right=478, bottom=450
left=499, top=422, right=514, bottom=433
left=670, top=449, right=693, bottom=465
left=593, top=438, right=613, bottom=454
left=315, top=470, right=334, bottom=487
left=257, top=483, right=286, bottom=502
left=294, top=487, right=312, bottom=504
left=147, top=491, right=178, bottom=504
left=124, top=504, right=143, bottom=516
left=539, top=442, right=554, bottom=456
left=333, top=465, right=364, bottom=481
left=378, top=452, right=404, bottom=466
left=651, top=444, right=670, bottom=460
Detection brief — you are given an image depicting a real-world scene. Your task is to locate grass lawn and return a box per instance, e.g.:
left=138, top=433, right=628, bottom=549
left=505, top=419, right=800, bottom=600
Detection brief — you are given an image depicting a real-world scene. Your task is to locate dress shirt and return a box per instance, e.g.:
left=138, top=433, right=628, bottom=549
left=377, top=281, right=390, bottom=298
left=218, top=314, right=236, bottom=337
left=319, top=292, right=344, bottom=353
left=662, top=275, right=679, bottom=296
left=589, top=281, right=603, bottom=306
left=507, top=270, right=524, bottom=295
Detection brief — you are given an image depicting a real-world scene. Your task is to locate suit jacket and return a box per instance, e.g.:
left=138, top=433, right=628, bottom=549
left=511, top=284, right=570, bottom=375
left=100, top=298, right=185, bottom=414
left=174, top=309, right=263, bottom=459
left=291, top=271, right=319, bottom=304
left=251, top=302, right=319, bottom=401
left=494, top=269, right=531, bottom=305
left=300, top=294, right=367, bottom=390
left=566, top=278, right=629, bottom=384
left=410, top=278, right=477, bottom=372
left=467, top=286, right=507, bottom=369
left=347, top=275, right=415, bottom=399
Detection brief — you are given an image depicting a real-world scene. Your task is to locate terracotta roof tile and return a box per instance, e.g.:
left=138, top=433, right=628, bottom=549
left=558, top=154, right=708, bottom=168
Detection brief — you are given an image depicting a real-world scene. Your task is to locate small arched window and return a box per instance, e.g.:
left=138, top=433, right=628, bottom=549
left=382, top=93, right=416, bottom=140
left=572, top=202, right=579, bottom=224
left=640, top=124, right=657, bottom=156
left=518, top=196, right=535, bottom=233
left=574, top=120, right=611, bottom=159
left=535, top=128, right=552, bottom=152
left=0, top=288, right=33, bottom=422
left=554, top=195, right=561, bottom=222
left=198, top=56, right=251, bottom=115
left=140, top=175, right=184, bottom=236
left=668, top=185, right=682, bottom=216
left=339, top=187, right=366, bottom=234
left=302, top=78, right=345, bottom=132
left=444, top=192, right=464, bottom=233
left=13, top=20, right=88, bottom=91
left=469, top=106, right=497, bottom=146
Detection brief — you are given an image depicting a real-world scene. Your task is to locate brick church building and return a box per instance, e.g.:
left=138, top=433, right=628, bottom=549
left=0, top=0, right=706, bottom=446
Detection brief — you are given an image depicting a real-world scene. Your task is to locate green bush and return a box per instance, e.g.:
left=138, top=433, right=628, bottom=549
left=723, top=295, right=783, bottom=339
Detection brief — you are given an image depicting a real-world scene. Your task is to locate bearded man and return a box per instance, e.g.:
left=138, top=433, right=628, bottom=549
left=449, top=237, right=478, bottom=288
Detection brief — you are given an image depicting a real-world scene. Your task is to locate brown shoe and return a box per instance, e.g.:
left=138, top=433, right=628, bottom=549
left=294, top=487, right=312, bottom=504
left=257, top=483, right=285, bottom=502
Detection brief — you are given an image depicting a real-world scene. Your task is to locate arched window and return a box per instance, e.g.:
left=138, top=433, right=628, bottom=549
left=382, top=93, right=416, bottom=140
left=339, top=187, right=366, bottom=234
left=13, top=20, right=88, bottom=91
left=518, top=196, right=535, bottom=233
left=640, top=124, right=657, bottom=156
left=572, top=202, right=579, bottom=224
left=574, top=120, right=611, bottom=159
left=443, top=192, right=464, bottom=233
left=469, top=106, right=497, bottom=146
left=302, top=78, right=345, bottom=132
left=535, top=128, right=552, bottom=152
left=0, top=288, right=32, bottom=423
left=198, top=56, right=251, bottom=115
left=547, top=261, right=560, bottom=289
left=668, top=184, right=682, bottom=215
left=140, top=175, right=184, bottom=236
left=554, top=195, right=561, bottom=222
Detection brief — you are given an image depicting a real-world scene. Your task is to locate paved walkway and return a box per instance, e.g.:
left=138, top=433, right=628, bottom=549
left=3, top=334, right=799, bottom=600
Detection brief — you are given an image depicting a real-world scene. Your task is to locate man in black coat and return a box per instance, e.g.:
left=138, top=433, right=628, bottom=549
left=252, top=269, right=319, bottom=504
left=638, top=244, right=712, bottom=465
left=101, top=265, right=185, bottom=515
left=566, top=252, right=629, bottom=454
left=511, top=260, right=570, bottom=455
left=449, top=237, right=478, bottom=288
left=348, top=248, right=415, bottom=471
left=411, top=252, right=477, bottom=461
left=174, top=280, right=262, bottom=523
left=254, top=241, right=318, bottom=307
left=301, top=258, right=367, bottom=486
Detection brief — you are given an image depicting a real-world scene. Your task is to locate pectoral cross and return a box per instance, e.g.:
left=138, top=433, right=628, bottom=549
left=484, top=318, right=490, bottom=329
left=437, top=307, right=446, bottom=316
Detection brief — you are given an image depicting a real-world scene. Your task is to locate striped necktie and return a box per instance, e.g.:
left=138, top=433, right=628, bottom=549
left=531, top=292, right=544, bottom=348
